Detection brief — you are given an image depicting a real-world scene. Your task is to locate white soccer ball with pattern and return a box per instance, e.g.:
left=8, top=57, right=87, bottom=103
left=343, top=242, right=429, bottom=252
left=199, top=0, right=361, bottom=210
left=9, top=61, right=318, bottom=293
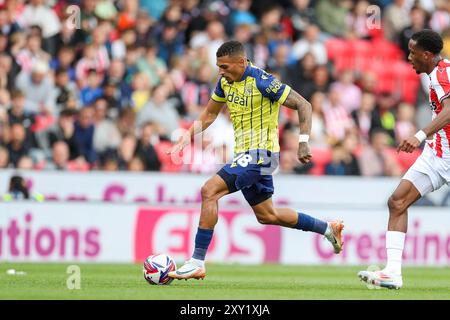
left=143, top=254, right=177, bottom=285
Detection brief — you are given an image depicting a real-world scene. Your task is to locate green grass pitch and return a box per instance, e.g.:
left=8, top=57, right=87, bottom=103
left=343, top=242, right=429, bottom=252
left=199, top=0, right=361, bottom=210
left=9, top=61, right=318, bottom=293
left=0, top=263, right=449, bottom=300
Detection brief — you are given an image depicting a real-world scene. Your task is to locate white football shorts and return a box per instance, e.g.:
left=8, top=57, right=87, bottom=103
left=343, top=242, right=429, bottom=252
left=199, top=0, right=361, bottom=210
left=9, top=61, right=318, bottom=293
left=402, top=144, right=450, bottom=196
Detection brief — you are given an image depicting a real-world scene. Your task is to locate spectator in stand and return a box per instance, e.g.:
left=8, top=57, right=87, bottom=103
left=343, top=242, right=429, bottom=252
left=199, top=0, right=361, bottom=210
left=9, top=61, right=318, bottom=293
left=359, top=71, right=378, bottom=94
left=137, top=41, right=168, bottom=88
left=44, top=140, right=88, bottom=171
left=136, top=83, right=180, bottom=137
left=291, top=24, right=327, bottom=65
left=0, top=7, right=21, bottom=40
left=330, top=69, right=362, bottom=114
left=285, top=52, right=317, bottom=99
left=358, top=128, right=402, bottom=177
left=15, top=60, right=56, bottom=116
left=394, top=102, right=416, bottom=146
left=267, top=43, right=292, bottom=82
left=128, top=155, right=146, bottom=171
left=14, top=31, right=51, bottom=73
left=7, top=123, right=33, bottom=167
left=324, top=140, right=360, bottom=176
left=346, top=0, right=371, bottom=39
left=17, top=155, right=34, bottom=169
left=190, top=19, right=227, bottom=68
left=80, top=69, right=103, bottom=107
left=74, top=106, right=96, bottom=165
left=131, top=72, right=152, bottom=113
left=383, top=0, right=411, bottom=42
left=351, top=91, right=381, bottom=143
left=287, top=0, right=317, bottom=39
left=228, top=0, right=257, bottom=33
left=50, top=46, right=77, bottom=82
left=20, top=0, right=61, bottom=54
left=135, top=122, right=161, bottom=171
left=134, top=10, right=156, bottom=48
left=0, top=145, right=9, bottom=168
left=374, top=91, right=397, bottom=145
left=309, top=91, right=328, bottom=148
left=181, top=63, right=213, bottom=120
left=322, top=86, right=355, bottom=143
left=107, top=59, right=132, bottom=108
left=75, top=44, right=103, bottom=89
left=157, top=21, right=185, bottom=66
left=46, top=109, right=81, bottom=161
left=429, top=0, right=450, bottom=33
left=315, top=0, right=350, bottom=37
left=100, top=151, right=120, bottom=171
left=116, top=107, right=136, bottom=137
left=117, top=133, right=137, bottom=170
left=233, top=23, right=256, bottom=62
left=93, top=97, right=122, bottom=156
left=280, top=127, right=314, bottom=174
left=52, top=67, right=79, bottom=111
left=398, top=6, right=428, bottom=59
left=8, top=90, right=35, bottom=135
left=0, top=54, right=16, bottom=92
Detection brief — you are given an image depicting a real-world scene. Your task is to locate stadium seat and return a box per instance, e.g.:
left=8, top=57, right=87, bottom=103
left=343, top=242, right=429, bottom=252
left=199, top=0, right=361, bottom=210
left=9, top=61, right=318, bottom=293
left=392, top=61, right=420, bottom=104
left=154, top=141, right=183, bottom=172
left=325, top=38, right=347, bottom=60
left=349, top=40, right=372, bottom=73
left=396, top=149, right=421, bottom=173
left=309, top=147, right=332, bottom=175
left=371, top=39, right=403, bottom=62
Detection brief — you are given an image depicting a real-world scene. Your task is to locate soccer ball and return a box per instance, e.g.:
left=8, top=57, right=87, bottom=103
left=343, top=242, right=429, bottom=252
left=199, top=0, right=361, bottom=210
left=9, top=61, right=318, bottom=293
left=143, top=254, right=177, bottom=285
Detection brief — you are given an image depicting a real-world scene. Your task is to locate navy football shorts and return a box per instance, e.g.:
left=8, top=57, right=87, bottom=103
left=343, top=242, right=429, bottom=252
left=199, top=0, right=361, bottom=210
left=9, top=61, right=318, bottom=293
left=217, top=150, right=278, bottom=206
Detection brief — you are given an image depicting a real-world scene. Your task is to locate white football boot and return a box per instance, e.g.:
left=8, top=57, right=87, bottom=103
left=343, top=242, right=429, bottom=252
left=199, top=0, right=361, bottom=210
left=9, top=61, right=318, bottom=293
left=324, top=220, right=345, bottom=254
left=168, top=259, right=206, bottom=280
left=358, top=270, right=403, bottom=290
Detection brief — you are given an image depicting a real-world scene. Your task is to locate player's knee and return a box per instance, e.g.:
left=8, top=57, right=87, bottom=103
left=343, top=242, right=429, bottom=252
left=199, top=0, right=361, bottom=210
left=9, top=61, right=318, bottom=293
left=387, top=195, right=407, bottom=215
left=255, top=212, right=277, bottom=225
left=201, top=184, right=218, bottom=202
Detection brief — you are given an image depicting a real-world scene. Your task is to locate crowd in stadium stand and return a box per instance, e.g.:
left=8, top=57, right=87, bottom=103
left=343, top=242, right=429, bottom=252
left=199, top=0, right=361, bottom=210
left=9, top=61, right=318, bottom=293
left=0, top=0, right=449, bottom=176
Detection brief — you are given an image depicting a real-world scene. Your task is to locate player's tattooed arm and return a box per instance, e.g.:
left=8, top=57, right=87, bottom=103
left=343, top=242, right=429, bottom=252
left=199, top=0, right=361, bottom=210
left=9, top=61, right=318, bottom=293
left=398, top=98, right=450, bottom=153
left=283, top=90, right=313, bottom=164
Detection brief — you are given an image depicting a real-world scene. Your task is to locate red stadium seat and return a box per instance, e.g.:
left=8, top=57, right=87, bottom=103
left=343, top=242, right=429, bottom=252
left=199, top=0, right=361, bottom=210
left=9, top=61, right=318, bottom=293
left=325, top=38, right=347, bottom=60
left=349, top=40, right=372, bottom=73
left=392, top=61, right=420, bottom=103
left=154, top=141, right=183, bottom=172
left=371, top=39, right=403, bottom=62
left=309, top=147, right=332, bottom=175
left=396, top=149, right=421, bottom=173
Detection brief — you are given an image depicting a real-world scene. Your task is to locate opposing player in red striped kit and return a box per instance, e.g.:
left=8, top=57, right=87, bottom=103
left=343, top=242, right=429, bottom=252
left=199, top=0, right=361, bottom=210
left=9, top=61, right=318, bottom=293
left=358, top=30, right=450, bottom=289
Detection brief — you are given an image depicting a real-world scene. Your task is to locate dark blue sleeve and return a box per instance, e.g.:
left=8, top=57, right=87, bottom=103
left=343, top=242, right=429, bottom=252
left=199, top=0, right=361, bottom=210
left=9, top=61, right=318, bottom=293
left=254, top=70, right=291, bottom=104
left=211, top=77, right=226, bottom=102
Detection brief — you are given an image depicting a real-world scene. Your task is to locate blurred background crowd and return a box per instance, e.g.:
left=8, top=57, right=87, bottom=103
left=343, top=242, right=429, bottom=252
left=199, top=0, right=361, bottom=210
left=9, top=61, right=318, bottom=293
left=0, top=0, right=449, bottom=176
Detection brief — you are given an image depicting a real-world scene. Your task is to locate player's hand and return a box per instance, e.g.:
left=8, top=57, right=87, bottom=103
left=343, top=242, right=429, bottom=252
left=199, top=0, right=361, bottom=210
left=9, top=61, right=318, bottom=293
left=397, top=136, right=421, bottom=153
left=166, top=134, right=191, bottom=154
left=297, top=142, right=312, bottom=164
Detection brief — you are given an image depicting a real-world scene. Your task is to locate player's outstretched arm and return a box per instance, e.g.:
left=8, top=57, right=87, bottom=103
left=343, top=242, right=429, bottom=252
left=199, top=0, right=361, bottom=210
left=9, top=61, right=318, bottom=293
left=166, top=99, right=225, bottom=154
left=283, top=89, right=313, bottom=164
left=397, top=99, right=450, bottom=153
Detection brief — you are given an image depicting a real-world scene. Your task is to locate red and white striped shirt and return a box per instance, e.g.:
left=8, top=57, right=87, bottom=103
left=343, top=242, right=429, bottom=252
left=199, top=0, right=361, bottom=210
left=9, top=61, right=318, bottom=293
left=428, top=59, right=450, bottom=160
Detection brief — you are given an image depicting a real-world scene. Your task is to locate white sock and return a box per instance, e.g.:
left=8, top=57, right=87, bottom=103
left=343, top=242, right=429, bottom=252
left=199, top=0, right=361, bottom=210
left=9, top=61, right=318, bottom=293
left=324, top=223, right=332, bottom=237
left=384, top=231, right=406, bottom=276
left=190, top=257, right=205, bottom=268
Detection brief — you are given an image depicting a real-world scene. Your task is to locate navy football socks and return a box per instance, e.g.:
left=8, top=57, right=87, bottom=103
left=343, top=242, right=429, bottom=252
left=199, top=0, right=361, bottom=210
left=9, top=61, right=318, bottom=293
left=192, top=227, right=214, bottom=261
left=295, top=212, right=328, bottom=235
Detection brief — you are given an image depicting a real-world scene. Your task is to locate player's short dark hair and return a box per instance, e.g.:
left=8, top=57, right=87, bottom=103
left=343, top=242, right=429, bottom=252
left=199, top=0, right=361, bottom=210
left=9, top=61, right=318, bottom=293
left=411, top=29, right=443, bottom=54
left=216, top=40, right=245, bottom=58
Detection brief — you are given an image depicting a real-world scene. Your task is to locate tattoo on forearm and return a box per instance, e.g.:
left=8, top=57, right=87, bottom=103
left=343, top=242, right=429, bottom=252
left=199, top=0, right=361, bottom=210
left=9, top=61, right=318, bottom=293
left=284, top=90, right=312, bottom=135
